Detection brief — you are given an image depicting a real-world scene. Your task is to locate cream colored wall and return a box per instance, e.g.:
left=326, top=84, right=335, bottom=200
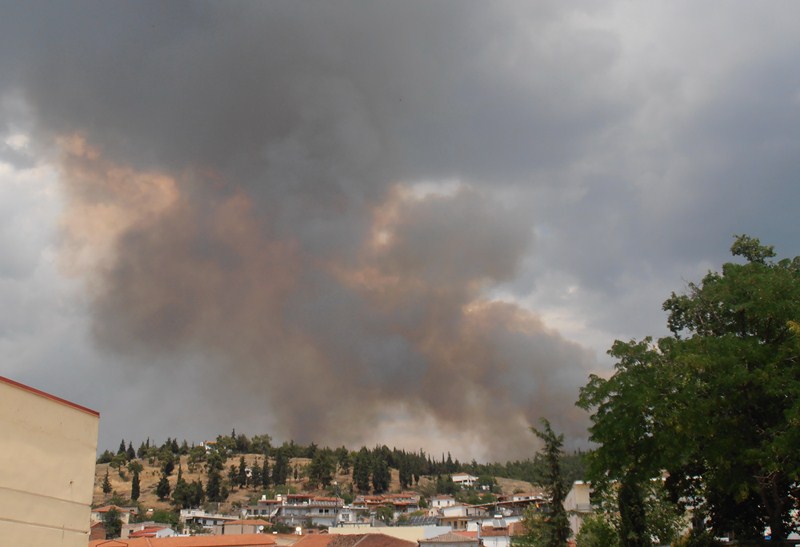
left=0, top=379, right=99, bottom=547
left=330, top=525, right=451, bottom=541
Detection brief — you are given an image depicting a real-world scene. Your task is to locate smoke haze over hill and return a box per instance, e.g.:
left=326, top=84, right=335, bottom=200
left=2, top=1, right=800, bottom=458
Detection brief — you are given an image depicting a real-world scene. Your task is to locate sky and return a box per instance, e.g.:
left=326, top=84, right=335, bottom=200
left=2, top=1, right=800, bottom=462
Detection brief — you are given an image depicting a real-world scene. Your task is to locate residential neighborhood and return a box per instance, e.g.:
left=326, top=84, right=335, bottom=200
left=79, top=423, right=597, bottom=546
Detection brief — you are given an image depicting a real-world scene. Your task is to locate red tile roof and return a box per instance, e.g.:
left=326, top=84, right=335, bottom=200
left=292, top=535, right=337, bottom=547
left=327, top=534, right=415, bottom=547
left=89, top=534, right=276, bottom=547
left=419, top=533, right=478, bottom=544
left=129, top=526, right=167, bottom=538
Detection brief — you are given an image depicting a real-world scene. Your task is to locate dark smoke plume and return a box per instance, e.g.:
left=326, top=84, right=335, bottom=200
left=4, top=2, right=605, bottom=458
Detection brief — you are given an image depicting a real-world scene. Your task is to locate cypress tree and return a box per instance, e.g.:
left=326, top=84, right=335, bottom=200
left=102, top=469, right=112, bottom=495
left=131, top=468, right=140, bottom=501
left=237, top=455, right=248, bottom=488
left=353, top=447, right=371, bottom=493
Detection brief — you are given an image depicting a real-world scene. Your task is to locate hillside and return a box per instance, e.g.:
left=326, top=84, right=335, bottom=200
left=93, top=454, right=536, bottom=513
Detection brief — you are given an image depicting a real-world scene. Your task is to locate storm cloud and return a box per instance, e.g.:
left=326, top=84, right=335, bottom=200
left=3, top=1, right=800, bottom=458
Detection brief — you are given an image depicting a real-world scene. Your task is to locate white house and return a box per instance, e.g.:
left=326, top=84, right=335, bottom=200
left=451, top=473, right=478, bottom=488
left=563, top=481, right=593, bottom=539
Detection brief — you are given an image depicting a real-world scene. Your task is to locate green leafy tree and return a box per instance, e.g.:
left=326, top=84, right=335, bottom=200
left=575, top=513, right=619, bottom=547
left=336, top=446, right=351, bottom=474
left=371, top=454, right=391, bottom=494
left=353, top=447, right=371, bottom=493
left=376, top=505, right=394, bottom=524
left=251, top=434, right=272, bottom=455
left=102, top=507, right=123, bottom=539
left=151, top=508, right=180, bottom=528
left=207, top=467, right=223, bottom=502
left=251, top=460, right=262, bottom=490
left=398, top=456, right=412, bottom=490
left=156, top=472, right=171, bottom=501
left=189, top=480, right=205, bottom=507
left=307, top=449, right=336, bottom=489
left=435, top=475, right=456, bottom=495
left=522, top=419, right=570, bottom=547
left=228, top=464, right=238, bottom=490
left=579, top=236, right=800, bottom=543
left=272, top=447, right=289, bottom=486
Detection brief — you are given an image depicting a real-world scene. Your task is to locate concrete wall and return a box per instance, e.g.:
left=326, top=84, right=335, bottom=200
left=0, top=376, right=99, bottom=547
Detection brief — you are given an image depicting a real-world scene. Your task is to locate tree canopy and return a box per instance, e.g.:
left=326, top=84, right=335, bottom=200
left=522, top=419, right=570, bottom=547
left=578, top=235, right=800, bottom=543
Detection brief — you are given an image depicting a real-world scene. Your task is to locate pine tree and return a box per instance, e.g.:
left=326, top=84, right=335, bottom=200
left=156, top=472, right=171, bottom=501
left=272, top=447, right=289, bottom=486
left=251, top=460, right=262, bottom=491
left=172, top=465, right=189, bottom=508
left=207, top=468, right=222, bottom=502
left=126, top=442, right=136, bottom=461
left=118, top=439, right=126, bottom=455
left=237, top=455, right=248, bottom=488
left=353, top=447, right=371, bottom=493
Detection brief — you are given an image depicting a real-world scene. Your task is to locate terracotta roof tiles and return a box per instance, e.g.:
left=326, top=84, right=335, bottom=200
left=89, top=533, right=276, bottom=547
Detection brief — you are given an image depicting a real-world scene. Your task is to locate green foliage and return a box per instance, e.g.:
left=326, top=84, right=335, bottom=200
left=353, top=447, right=371, bottom=493
left=336, top=446, right=351, bottom=474
left=108, top=492, right=128, bottom=506
left=578, top=236, right=800, bottom=543
left=671, top=529, right=724, bottom=547
left=523, top=419, right=570, bottom=547
left=371, top=453, right=391, bottom=494
left=435, top=475, right=456, bottom=495
left=156, top=472, right=171, bottom=501
left=250, top=434, right=272, bottom=455
left=307, top=449, right=336, bottom=489
left=173, top=466, right=205, bottom=509
left=102, top=507, right=123, bottom=539
left=237, top=455, right=248, bottom=488
left=272, top=447, right=290, bottom=486
left=131, top=468, right=140, bottom=501
left=575, top=513, right=619, bottom=547
left=206, top=466, right=224, bottom=502
left=102, top=470, right=112, bottom=494
left=376, top=505, right=394, bottom=524
left=519, top=507, right=557, bottom=547
left=150, top=508, right=180, bottom=528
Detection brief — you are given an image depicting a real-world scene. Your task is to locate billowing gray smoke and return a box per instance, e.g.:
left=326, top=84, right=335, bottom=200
left=2, top=2, right=606, bottom=458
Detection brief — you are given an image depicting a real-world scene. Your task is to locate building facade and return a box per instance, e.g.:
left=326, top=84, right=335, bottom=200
left=0, top=375, right=100, bottom=546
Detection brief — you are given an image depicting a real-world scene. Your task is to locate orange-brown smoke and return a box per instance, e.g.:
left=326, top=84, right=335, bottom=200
left=58, top=137, right=593, bottom=459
